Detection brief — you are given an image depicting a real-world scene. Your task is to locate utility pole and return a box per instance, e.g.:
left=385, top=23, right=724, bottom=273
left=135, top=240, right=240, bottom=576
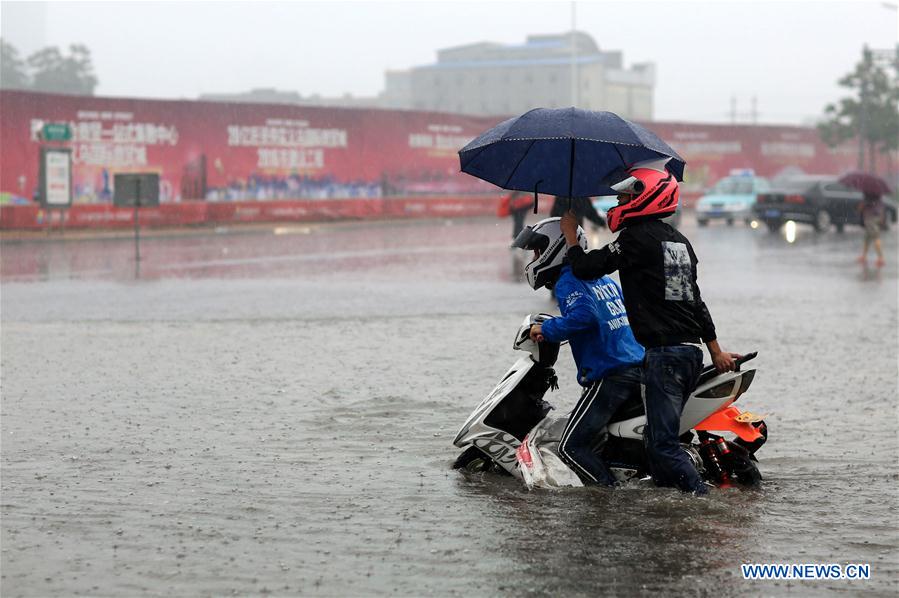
left=858, top=45, right=870, bottom=170
left=730, top=96, right=737, bottom=124
left=571, top=1, right=578, bottom=107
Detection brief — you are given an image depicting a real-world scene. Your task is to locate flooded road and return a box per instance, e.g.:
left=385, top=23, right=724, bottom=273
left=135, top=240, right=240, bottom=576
left=2, top=216, right=897, bottom=596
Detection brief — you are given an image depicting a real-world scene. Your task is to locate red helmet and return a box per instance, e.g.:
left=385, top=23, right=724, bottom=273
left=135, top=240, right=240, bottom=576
left=605, top=167, right=680, bottom=232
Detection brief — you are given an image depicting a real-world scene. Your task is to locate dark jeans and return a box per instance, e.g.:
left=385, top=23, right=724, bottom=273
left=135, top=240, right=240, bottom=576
left=558, top=365, right=643, bottom=487
left=643, top=345, right=705, bottom=493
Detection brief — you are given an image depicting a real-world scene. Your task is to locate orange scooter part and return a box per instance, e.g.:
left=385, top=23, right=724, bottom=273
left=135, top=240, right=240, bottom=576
left=694, top=405, right=764, bottom=442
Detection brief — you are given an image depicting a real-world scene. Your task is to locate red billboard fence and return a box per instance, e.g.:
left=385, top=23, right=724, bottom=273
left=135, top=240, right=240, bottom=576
left=0, top=89, right=870, bottom=231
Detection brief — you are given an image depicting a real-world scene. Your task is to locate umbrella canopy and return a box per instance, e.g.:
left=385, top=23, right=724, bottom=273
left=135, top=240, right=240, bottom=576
left=838, top=171, right=892, bottom=197
left=459, top=107, right=685, bottom=200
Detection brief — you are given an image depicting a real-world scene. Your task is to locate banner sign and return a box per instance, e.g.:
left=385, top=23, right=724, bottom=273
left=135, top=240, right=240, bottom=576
left=113, top=173, right=160, bottom=207
left=1, top=90, right=862, bottom=209
left=39, top=147, right=72, bottom=207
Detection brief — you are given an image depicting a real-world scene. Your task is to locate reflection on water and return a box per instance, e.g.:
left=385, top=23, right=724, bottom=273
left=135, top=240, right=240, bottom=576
left=456, top=473, right=764, bottom=595
left=859, top=260, right=886, bottom=283
left=3, top=216, right=891, bottom=286
left=1, top=220, right=517, bottom=283
left=784, top=220, right=797, bottom=243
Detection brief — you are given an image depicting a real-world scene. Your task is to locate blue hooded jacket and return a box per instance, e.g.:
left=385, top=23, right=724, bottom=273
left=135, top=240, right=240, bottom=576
left=541, top=266, right=645, bottom=386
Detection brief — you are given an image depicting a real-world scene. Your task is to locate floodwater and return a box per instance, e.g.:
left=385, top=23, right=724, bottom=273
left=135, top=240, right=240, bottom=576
left=1, top=215, right=897, bottom=597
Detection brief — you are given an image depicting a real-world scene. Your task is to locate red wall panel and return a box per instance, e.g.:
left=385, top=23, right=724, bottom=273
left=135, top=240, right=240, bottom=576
left=1, top=90, right=863, bottom=224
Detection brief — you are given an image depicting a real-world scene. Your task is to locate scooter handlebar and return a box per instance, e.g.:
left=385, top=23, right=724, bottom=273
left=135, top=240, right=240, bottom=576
left=734, top=351, right=757, bottom=370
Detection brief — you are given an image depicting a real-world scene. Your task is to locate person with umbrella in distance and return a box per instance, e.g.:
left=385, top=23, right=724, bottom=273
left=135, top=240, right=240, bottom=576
left=559, top=159, right=740, bottom=495
left=838, top=171, right=892, bottom=268
left=858, top=192, right=886, bottom=267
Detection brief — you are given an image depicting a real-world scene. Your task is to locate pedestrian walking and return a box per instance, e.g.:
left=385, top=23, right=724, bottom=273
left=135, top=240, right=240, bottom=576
left=858, top=193, right=886, bottom=267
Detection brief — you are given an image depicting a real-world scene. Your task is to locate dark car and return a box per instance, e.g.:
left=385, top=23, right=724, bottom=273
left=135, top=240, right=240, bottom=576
left=753, top=176, right=897, bottom=233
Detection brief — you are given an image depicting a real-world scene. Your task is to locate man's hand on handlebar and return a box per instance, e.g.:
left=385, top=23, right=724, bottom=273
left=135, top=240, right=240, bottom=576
left=707, top=339, right=741, bottom=373
left=529, top=324, right=545, bottom=343
left=712, top=351, right=742, bottom=374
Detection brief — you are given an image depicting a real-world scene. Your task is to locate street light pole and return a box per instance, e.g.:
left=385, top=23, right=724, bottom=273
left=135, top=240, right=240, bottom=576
left=134, top=178, right=142, bottom=278
left=571, top=1, right=578, bottom=107
left=858, top=45, right=870, bottom=170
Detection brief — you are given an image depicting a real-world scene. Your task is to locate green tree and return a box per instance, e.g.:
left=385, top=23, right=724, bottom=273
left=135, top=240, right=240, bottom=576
left=818, top=45, right=899, bottom=173
left=27, top=43, right=98, bottom=96
left=0, top=39, right=30, bottom=90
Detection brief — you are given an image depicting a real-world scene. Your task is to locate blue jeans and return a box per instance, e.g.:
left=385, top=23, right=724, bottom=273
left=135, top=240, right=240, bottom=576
left=643, top=346, right=705, bottom=493
left=559, top=365, right=643, bottom=487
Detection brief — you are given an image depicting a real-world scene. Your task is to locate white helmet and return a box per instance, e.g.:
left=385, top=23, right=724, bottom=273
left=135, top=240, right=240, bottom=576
left=512, top=217, right=587, bottom=289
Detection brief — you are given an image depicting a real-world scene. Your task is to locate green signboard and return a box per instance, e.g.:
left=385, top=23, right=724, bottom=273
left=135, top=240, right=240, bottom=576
left=41, top=123, right=72, bottom=142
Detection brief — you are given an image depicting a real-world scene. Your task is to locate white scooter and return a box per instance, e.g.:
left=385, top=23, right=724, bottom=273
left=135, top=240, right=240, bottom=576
left=452, top=315, right=767, bottom=488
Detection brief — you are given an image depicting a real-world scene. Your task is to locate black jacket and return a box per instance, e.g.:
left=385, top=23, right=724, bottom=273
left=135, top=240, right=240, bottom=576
left=566, top=220, right=716, bottom=349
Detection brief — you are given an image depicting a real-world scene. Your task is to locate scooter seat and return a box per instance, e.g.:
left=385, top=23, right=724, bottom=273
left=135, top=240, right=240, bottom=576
left=606, top=352, right=758, bottom=425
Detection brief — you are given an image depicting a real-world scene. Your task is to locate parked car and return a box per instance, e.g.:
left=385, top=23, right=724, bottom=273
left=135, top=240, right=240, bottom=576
left=753, top=176, right=897, bottom=233
left=592, top=195, right=682, bottom=228
left=695, top=172, right=770, bottom=226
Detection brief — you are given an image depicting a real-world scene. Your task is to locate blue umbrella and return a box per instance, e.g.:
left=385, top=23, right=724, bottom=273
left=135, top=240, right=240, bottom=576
left=459, top=107, right=685, bottom=211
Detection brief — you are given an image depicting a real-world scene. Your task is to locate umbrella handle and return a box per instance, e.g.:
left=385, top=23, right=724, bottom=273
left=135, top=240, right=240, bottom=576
left=533, top=180, right=543, bottom=214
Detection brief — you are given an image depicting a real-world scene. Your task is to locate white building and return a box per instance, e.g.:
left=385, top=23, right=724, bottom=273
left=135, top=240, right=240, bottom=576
left=200, top=31, right=655, bottom=120
left=380, top=31, right=655, bottom=119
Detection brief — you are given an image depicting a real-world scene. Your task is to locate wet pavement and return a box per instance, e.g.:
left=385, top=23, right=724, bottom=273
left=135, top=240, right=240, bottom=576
left=2, top=215, right=897, bottom=597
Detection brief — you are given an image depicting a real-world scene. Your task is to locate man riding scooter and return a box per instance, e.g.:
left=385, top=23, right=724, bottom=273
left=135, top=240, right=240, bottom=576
left=560, top=159, right=740, bottom=495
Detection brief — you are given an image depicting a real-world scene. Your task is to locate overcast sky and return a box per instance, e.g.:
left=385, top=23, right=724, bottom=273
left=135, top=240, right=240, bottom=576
left=2, top=0, right=896, bottom=124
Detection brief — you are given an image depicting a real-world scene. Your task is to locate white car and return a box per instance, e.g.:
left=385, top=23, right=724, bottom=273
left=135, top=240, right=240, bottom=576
left=696, top=173, right=771, bottom=226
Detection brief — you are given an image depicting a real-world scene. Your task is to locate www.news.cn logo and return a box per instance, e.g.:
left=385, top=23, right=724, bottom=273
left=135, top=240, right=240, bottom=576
left=741, top=563, right=871, bottom=580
